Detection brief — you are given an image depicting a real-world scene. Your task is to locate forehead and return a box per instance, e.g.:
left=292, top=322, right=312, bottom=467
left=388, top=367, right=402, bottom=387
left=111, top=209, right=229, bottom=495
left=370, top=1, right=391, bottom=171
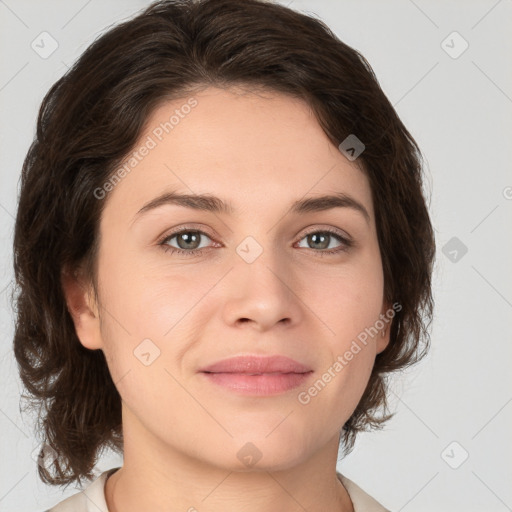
left=101, top=86, right=374, bottom=224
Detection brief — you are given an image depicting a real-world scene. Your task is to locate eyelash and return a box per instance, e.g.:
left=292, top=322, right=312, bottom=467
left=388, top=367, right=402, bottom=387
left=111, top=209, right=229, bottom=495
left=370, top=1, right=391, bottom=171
left=157, top=226, right=353, bottom=258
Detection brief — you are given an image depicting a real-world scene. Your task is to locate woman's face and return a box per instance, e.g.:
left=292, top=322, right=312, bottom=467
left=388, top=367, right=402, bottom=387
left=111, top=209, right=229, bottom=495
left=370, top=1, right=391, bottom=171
left=75, top=86, right=390, bottom=471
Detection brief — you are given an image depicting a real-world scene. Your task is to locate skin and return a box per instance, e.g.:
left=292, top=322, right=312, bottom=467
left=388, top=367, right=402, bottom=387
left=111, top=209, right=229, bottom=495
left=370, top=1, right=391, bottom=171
left=62, top=86, right=391, bottom=512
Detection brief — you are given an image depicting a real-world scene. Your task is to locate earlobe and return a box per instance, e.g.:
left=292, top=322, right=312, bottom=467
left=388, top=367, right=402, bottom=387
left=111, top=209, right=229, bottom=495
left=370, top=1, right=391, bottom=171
left=376, top=325, right=390, bottom=354
left=61, top=266, right=103, bottom=350
left=376, top=301, right=392, bottom=354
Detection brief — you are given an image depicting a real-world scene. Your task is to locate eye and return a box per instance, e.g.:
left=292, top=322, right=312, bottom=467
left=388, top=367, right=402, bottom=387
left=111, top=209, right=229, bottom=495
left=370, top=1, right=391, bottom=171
left=159, top=229, right=215, bottom=257
left=295, top=228, right=353, bottom=255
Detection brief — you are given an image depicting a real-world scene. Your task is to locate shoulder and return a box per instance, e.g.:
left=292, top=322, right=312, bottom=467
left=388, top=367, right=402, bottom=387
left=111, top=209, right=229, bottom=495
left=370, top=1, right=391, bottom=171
left=46, top=468, right=120, bottom=512
left=46, top=489, right=88, bottom=512
left=337, top=472, right=392, bottom=512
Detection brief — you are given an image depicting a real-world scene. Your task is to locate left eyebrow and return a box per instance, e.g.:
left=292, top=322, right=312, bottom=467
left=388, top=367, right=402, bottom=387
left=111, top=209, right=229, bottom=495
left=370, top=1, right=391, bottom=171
left=131, top=190, right=371, bottom=226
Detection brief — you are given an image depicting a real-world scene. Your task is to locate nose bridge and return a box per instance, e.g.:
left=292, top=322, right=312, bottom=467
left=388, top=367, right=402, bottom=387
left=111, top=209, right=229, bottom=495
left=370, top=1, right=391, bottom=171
left=237, top=235, right=289, bottom=294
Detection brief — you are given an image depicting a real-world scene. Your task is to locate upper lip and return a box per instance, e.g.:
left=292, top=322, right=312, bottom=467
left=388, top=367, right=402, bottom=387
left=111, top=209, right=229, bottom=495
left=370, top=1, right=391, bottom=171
left=199, top=355, right=312, bottom=374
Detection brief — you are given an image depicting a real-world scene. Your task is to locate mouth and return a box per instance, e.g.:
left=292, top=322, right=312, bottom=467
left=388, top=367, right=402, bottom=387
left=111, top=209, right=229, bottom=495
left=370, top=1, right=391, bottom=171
left=198, top=355, right=313, bottom=396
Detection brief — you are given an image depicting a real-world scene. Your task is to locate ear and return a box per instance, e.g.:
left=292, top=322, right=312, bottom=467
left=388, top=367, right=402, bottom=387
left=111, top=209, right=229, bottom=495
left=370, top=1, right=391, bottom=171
left=61, top=265, right=103, bottom=350
left=376, top=300, right=393, bottom=355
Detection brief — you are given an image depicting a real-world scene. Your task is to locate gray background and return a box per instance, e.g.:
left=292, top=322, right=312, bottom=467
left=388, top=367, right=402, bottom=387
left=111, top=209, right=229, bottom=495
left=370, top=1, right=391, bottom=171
left=1, top=1, right=511, bottom=511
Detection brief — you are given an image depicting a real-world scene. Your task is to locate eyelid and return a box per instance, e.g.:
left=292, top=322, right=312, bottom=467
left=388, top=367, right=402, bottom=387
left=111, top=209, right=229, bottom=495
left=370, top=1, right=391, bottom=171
left=299, top=224, right=352, bottom=241
left=156, top=223, right=218, bottom=244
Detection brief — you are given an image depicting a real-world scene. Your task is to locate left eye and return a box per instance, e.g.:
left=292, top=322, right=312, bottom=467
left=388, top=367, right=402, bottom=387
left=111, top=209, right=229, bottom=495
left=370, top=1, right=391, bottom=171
left=296, top=231, right=348, bottom=251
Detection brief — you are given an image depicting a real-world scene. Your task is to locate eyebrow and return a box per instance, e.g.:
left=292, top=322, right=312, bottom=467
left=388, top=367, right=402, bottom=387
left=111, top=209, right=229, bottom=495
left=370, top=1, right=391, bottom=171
left=133, top=190, right=371, bottom=225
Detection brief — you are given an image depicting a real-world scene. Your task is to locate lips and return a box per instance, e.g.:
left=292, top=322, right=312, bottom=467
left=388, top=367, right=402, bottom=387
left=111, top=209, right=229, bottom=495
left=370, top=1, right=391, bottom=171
left=199, top=355, right=312, bottom=374
left=199, top=355, right=313, bottom=395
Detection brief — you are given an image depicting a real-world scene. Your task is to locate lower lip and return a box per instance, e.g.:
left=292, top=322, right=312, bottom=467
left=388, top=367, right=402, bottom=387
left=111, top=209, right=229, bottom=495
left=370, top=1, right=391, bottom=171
left=201, top=372, right=312, bottom=395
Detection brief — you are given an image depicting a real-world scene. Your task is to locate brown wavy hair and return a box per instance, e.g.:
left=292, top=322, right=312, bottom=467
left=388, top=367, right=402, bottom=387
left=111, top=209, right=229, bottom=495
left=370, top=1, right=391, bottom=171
left=12, top=0, right=436, bottom=487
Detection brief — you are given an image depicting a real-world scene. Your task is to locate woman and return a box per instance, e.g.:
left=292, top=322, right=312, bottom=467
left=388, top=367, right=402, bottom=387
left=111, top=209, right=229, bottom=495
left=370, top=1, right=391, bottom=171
left=12, top=0, right=435, bottom=510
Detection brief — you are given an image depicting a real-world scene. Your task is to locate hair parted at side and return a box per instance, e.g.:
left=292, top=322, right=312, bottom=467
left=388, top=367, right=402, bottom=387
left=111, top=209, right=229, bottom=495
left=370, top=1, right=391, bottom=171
left=12, top=0, right=435, bottom=486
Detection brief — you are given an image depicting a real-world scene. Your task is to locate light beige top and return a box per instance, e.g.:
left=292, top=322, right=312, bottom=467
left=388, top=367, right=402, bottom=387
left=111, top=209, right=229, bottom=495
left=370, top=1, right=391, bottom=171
left=47, top=467, right=391, bottom=511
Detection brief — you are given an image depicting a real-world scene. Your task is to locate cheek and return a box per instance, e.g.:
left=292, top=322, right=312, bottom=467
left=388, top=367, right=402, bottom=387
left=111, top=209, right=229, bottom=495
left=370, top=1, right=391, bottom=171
left=307, top=256, right=384, bottom=347
left=95, top=251, right=221, bottom=386
left=299, top=253, right=383, bottom=410
left=297, top=337, right=375, bottom=434
left=97, top=243, right=209, bottom=337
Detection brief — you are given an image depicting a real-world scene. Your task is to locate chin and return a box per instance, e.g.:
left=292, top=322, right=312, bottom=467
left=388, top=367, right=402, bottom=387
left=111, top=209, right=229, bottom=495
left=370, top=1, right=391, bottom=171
left=207, top=433, right=311, bottom=473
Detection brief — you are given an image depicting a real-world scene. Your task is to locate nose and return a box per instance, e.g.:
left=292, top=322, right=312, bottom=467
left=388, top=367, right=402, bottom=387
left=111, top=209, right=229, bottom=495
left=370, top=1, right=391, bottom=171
left=221, top=247, right=304, bottom=332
